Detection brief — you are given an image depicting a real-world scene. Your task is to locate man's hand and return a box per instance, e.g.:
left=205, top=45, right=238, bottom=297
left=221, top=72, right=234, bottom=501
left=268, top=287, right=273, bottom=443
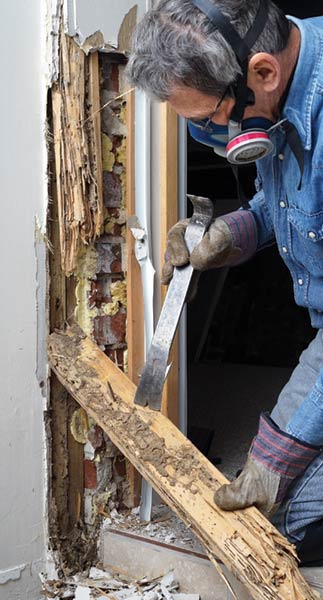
left=214, top=413, right=320, bottom=517
left=161, top=217, right=241, bottom=285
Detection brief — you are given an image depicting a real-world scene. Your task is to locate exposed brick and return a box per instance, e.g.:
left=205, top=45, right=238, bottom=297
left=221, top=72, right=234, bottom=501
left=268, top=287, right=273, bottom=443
left=89, top=276, right=121, bottom=308
left=110, top=311, right=126, bottom=343
left=96, top=242, right=122, bottom=274
left=88, top=425, right=105, bottom=450
left=103, top=172, right=122, bottom=207
left=84, top=459, right=97, bottom=489
left=93, top=311, right=126, bottom=346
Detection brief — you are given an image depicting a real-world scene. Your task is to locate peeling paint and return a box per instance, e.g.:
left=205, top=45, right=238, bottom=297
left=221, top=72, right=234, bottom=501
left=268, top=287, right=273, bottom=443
left=0, top=563, right=27, bottom=585
left=102, top=134, right=115, bottom=172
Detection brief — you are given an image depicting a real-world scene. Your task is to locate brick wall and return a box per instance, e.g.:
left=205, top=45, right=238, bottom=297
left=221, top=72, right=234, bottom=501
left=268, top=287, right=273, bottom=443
left=71, top=54, right=133, bottom=524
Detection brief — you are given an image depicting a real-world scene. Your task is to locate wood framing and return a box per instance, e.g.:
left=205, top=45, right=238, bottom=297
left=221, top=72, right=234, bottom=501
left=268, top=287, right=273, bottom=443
left=160, top=103, right=179, bottom=425
left=126, top=89, right=145, bottom=386
left=126, top=89, right=144, bottom=505
left=48, top=324, right=318, bottom=600
left=48, top=150, right=83, bottom=535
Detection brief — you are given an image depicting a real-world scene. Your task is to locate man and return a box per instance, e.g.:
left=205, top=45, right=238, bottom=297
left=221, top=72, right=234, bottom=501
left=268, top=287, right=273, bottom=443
left=126, top=0, right=323, bottom=564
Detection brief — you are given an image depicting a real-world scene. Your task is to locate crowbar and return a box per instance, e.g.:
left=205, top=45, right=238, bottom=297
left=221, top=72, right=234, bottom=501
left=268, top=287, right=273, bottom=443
left=134, top=194, right=215, bottom=410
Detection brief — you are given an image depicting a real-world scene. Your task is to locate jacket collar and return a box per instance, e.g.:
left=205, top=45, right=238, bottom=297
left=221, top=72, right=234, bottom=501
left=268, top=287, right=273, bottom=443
left=282, top=16, right=323, bottom=151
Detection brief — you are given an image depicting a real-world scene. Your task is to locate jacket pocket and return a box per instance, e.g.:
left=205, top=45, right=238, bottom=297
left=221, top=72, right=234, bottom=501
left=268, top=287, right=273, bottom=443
left=287, top=206, right=323, bottom=275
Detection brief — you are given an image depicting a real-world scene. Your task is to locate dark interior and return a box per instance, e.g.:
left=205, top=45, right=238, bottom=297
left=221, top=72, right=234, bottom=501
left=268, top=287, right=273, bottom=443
left=187, top=1, right=321, bottom=477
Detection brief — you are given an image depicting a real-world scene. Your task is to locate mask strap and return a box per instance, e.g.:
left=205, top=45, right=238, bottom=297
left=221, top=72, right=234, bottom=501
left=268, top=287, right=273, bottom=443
left=191, top=0, right=250, bottom=62
left=281, top=120, right=304, bottom=190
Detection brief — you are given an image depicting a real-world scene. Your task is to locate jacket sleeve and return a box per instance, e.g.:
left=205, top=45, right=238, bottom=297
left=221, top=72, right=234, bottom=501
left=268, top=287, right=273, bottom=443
left=220, top=188, right=276, bottom=266
left=247, top=189, right=276, bottom=250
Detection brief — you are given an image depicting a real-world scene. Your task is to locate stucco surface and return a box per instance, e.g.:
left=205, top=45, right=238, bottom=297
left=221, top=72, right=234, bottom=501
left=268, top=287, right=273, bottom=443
left=0, top=0, right=48, bottom=597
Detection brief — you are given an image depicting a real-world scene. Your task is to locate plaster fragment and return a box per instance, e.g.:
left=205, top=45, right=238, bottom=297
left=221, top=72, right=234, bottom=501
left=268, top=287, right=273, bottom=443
left=75, top=585, right=91, bottom=600
left=84, top=441, right=96, bottom=460
left=0, top=563, right=27, bottom=584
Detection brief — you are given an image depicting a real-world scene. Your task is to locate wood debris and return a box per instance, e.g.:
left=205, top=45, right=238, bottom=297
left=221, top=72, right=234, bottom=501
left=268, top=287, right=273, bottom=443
left=51, top=31, right=103, bottom=276
left=40, top=568, right=197, bottom=600
left=48, top=324, right=321, bottom=600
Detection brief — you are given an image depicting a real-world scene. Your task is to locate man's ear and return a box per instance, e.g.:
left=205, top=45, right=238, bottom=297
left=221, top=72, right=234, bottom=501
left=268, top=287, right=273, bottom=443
left=248, top=52, right=281, bottom=93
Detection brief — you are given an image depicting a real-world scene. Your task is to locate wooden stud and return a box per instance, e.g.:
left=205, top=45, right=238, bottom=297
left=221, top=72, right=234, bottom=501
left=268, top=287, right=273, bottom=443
left=126, top=89, right=144, bottom=506
left=88, top=52, right=104, bottom=238
left=48, top=324, right=318, bottom=600
left=48, top=153, right=84, bottom=532
left=126, top=89, right=145, bottom=386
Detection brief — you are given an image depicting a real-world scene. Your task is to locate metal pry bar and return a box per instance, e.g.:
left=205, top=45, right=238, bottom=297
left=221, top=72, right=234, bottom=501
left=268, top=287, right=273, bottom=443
left=134, top=195, right=215, bottom=410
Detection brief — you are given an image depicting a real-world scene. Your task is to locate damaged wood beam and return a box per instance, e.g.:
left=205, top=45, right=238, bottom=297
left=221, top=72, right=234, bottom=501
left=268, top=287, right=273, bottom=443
left=48, top=325, right=319, bottom=600
left=52, top=33, right=104, bottom=276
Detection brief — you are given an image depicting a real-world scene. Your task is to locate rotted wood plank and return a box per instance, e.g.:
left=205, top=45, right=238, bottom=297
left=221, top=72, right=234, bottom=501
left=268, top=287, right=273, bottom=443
left=48, top=325, right=320, bottom=600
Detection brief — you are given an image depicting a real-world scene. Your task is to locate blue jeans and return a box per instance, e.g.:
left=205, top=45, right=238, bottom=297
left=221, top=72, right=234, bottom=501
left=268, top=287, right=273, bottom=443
left=271, top=329, right=323, bottom=543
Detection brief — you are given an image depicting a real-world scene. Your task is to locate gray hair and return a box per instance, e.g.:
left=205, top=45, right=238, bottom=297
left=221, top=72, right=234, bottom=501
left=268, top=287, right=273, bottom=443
left=126, top=0, right=291, bottom=100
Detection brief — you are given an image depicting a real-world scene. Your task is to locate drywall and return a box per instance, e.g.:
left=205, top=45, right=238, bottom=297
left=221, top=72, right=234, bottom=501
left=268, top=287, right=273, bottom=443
left=0, top=0, right=48, bottom=597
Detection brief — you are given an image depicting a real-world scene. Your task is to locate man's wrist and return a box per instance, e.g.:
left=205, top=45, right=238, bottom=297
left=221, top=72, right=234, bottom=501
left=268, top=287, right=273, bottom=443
left=220, top=210, right=258, bottom=264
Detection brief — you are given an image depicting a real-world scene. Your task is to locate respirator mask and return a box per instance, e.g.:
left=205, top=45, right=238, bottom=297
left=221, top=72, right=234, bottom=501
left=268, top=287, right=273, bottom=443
left=188, top=116, right=275, bottom=164
left=189, top=0, right=273, bottom=165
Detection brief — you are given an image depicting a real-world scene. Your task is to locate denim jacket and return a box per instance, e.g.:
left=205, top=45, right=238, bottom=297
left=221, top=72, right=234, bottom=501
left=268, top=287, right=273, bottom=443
left=248, top=16, right=323, bottom=444
left=250, top=15, right=323, bottom=330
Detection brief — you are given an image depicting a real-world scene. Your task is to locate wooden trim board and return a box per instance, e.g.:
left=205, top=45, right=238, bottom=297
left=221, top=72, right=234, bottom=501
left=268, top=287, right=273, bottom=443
left=126, top=89, right=144, bottom=506
left=160, top=104, right=179, bottom=425
left=48, top=325, right=319, bottom=600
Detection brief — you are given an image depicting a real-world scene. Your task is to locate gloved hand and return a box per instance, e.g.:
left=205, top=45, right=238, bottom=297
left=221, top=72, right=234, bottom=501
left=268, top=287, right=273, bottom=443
left=214, top=413, right=320, bottom=517
left=161, top=217, right=241, bottom=285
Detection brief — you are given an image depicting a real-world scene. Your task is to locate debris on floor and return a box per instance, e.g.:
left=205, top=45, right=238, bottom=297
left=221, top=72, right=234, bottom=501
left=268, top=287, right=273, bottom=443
left=40, top=567, right=200, bottom=600
left=102, top=505, right=205, bottom=555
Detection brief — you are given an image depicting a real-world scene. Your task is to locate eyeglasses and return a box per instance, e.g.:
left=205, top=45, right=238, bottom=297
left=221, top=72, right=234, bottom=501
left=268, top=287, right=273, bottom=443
left=188, top=86, right=230, bottom=132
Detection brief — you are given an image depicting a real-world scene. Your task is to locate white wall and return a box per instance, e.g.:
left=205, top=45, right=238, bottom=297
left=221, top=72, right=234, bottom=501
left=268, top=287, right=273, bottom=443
left=0, top=1, right=48, bottom=598
left=65, top=0, right=147, bottom=45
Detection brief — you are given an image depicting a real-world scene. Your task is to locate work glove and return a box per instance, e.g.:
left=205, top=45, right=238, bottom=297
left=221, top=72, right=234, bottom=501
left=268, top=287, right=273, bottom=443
left=214, top=413, right=320, bottom=518
left=161, top=217, right=241, bottom=285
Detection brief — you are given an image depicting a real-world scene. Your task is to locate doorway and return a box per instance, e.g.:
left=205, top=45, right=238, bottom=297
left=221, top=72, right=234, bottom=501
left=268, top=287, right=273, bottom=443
left=186, top=2, right=320, bottom=478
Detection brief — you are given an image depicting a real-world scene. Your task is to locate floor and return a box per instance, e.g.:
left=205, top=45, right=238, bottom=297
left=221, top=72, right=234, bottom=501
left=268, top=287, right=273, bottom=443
left=188, top=362, right=293, bottom=478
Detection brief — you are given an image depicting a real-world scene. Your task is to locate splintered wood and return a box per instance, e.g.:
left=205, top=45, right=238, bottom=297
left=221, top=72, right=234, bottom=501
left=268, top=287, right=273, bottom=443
left=52, top=34, right=103, bottom=276
left=48, top=325, right=319, bottom=600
